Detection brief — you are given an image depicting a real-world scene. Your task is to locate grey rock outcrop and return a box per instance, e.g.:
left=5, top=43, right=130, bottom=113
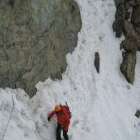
left=0, top=0, right=82, bottom=97
left=113, top=0, right=140, bottom=84
left=120, top=51, right=136, bottom=83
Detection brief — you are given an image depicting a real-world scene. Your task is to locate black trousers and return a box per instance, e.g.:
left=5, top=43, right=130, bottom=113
left=56, top=123, right=69, bottom=140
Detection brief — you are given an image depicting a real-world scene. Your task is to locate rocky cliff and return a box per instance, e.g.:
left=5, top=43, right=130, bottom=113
left=0, top=0, right=82, bottom=97
left=113, top=0, right=140, bottom=84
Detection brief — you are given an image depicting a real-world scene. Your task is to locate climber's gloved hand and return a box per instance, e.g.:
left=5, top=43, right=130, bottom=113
left=48, top=117, right=51, bottom=121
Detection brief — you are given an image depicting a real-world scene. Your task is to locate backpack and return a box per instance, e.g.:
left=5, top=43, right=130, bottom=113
left=62, top=105, right=71, bottom=119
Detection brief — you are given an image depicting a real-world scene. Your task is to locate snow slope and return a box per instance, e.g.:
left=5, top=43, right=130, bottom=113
left=0, top=0, right=140, bottom=140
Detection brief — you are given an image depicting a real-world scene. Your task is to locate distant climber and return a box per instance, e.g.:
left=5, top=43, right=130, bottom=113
left=48, top=104, right=71, bottom=140
left=94, top=52, right=100, bottom=73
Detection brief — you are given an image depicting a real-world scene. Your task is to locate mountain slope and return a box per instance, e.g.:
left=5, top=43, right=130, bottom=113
left=0, top=0, right=140, bottom=140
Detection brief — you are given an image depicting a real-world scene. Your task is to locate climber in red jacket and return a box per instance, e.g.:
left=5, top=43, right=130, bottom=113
left=48, top=104, right=71, bottom=140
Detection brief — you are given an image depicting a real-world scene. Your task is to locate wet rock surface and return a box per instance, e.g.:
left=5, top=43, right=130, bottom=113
left=0, top=0, right=82, bottom=97
left=113, top=0, right=140, bottom=84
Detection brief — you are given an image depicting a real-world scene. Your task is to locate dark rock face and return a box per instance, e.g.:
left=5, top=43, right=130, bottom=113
left=112, top=3, right=125, bottom=37
left=113, top=0, right=140, bottom=84
left=135, top=110, right=140, bottom=118
left=94, top=52, right=100, bottom=73
left=132, top=3, right=140, bottom=35
left=0, top=0, right=82, bottom=97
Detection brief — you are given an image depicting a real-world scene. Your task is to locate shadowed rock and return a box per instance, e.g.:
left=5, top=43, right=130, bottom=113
left=8, top=0, right=15, bottom=7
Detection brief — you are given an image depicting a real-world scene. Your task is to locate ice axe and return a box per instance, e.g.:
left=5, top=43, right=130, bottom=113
left=65, top=102, right=69, bottom=107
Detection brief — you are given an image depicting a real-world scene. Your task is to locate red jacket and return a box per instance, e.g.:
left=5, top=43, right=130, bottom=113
left=48, top=105, right=71, bottom=132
